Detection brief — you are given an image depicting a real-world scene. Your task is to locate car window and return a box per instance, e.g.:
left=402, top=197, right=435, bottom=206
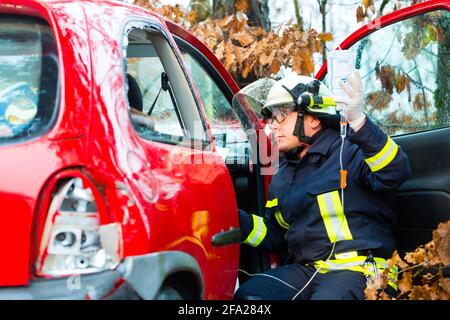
left=0, top=17, right=58, bottom=145
left=123, top=25, right=208, bottom=147
left=182, top=52, right=248, bottom=161
left=348, top=10, right=449, bottom=136
left=176, top=41, right=250, bottom=165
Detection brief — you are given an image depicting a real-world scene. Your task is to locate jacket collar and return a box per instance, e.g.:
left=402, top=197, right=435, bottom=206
left=306, top=128, right=339, bottom=157
left=280, top=128, right=340, bottom=166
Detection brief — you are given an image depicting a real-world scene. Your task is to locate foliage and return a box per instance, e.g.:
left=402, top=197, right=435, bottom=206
left=365, top=221, right=450, bottom=300
left=133, top=0, right=333, bottom=84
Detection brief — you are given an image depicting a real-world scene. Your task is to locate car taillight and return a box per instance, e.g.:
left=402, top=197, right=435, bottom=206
left=36, top=177, right=122, bottom=276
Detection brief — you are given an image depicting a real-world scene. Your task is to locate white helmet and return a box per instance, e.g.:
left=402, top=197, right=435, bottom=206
left=261, top=74, right=338, bottom=122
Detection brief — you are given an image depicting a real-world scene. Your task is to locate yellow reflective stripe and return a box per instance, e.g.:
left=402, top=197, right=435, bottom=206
left=265, top=198, right=278, bottom=208
left=274, top=211, right=290, bottom=230
left=314, top=260, right=366, bottom=273
left=364, top=136, right=399, bottom=172
left=331, top=191, right=353, bottom=240
left=314, top=255, right=398, bottom=290
left=388, top=281, right=398, bottom=291
left=317, top=191, right=353, bottom=243
left=317, top=194, right=337, bottom=242
left=243, top=214, right=267, bottom=247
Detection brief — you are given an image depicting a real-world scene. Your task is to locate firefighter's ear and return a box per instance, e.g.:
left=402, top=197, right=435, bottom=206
left=305, top=114, right=321, bottom=130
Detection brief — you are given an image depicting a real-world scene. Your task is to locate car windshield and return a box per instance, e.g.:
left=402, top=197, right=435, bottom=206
left=0, top=17, right=58, bottom=145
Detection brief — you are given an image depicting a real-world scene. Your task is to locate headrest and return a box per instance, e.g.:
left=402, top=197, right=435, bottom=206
left=126, top=73, right=143, bottom=112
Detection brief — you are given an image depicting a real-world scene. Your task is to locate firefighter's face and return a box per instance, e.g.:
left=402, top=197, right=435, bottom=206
left=271, top=112, right=321, bottom=152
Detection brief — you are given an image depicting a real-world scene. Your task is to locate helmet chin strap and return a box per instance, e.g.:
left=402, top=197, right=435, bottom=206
left=283, top=113, right=325, bottom=160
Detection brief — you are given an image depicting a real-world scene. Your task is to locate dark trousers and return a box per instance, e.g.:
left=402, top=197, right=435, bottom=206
left=234, top=263, right=367, bottom=300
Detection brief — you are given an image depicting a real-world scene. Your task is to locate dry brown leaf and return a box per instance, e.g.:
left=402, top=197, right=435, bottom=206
left=259, top=50, right=275, bottom=67
left=395, top=72, right=409, bottom=94
left=291, top=54, right=303, bottom=75
left=270, top=55, right=281, bottom=75
left=405, top=246, right=426, bottom=265
left=379, top=292, right=393, bottom=300
left=224, top=40, right=235, bottom=71
left=398, top=271, right=413, bottom=294
left=242, top=61, right=253, bottom=79
left=364, top=286, right=379, bottom=300
left=214, top=41, right=225, bottom=61
left=186, top=10, right=197, bottom=24
left=302, top=51, right=315, bottom=75
left=356, top=5, right=367, bottom=23
left=439, top=278, right=450, bottom=294
left=232, top=30, right=255, bottom=47
left=390, top=250, right=410, bottom=270
left=318, top=32, right=333, bottom=42
left=366, top=91, right=392, bottom=111
left=409, top=284, right=432, bottom=300
left=235, top=0, right=249, bottom=12
left=379, top=65, right=395, bottom=94
left=422, top=273, right=436, bottom=284
left=413, top=94, right=423, bottom=112
left=233, top=12, right=248, bottom=33
left=433, top=221, right=450, bottom=266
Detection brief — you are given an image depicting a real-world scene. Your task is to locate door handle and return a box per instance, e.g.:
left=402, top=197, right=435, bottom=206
left=211, top=227, right=241, bottom=247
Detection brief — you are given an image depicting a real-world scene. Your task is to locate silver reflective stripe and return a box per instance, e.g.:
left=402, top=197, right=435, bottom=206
left=364, top=136, right=399, bottom=172
left=317, top=191, right=353, bottom=243
left=243, top=214, right=267, bottom=247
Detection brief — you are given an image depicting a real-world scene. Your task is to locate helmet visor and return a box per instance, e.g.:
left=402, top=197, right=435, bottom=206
left=232, top=78, right=277, bottom=122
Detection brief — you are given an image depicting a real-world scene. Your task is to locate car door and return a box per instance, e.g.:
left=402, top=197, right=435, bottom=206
left=316, top=0, right=450, bottom=253
left=167, top=22, right=276, bottom=281
left=117, top=18, right=242, bottom=298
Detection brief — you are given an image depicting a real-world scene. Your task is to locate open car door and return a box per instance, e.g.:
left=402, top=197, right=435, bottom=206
left=316, top=0, right=450, bottom=253
left=166, top=22, right=275, bottom=284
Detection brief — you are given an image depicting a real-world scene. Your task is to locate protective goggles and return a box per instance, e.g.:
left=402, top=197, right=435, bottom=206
left=263, top=103, right=296, bottom=125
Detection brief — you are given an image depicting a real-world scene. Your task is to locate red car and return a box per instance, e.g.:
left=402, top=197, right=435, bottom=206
left=0, top=0, right=448, bottom=299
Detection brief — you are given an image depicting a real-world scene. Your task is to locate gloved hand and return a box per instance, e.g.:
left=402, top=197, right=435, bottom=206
left=334, top=70, right=366, bottom=132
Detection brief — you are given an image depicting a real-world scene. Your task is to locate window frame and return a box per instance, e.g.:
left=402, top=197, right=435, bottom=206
left=120, top=17, right=211, bottom=150
left=0, top=15, right=60, bottom=147
left=174, top=35, right=255, bottom=134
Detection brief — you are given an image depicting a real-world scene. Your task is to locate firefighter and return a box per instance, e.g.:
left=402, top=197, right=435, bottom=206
left=235, top=71, right=412, bottom=300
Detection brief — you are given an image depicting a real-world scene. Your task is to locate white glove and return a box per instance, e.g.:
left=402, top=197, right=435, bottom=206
left=334, top=70, right=366, bottom=132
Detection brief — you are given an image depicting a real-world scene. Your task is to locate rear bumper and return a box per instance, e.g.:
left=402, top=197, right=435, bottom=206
left=0, top=251, right=203, bottom=300
left=0, top=269, right=135, bottom=300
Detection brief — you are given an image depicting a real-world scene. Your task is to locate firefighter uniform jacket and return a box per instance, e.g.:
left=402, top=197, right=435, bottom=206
left=239, top=117, right=412, bottom=286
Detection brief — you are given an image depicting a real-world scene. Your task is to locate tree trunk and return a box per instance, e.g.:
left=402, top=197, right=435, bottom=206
left=190, top=0, right=211, bottom=22
left=212, top=0, right=235, bottom=19
left=318, top=0, right=328, bottom=63
left=293, top=0, right=304, bottom=31
left=213, top=0, right=270, bottom=31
